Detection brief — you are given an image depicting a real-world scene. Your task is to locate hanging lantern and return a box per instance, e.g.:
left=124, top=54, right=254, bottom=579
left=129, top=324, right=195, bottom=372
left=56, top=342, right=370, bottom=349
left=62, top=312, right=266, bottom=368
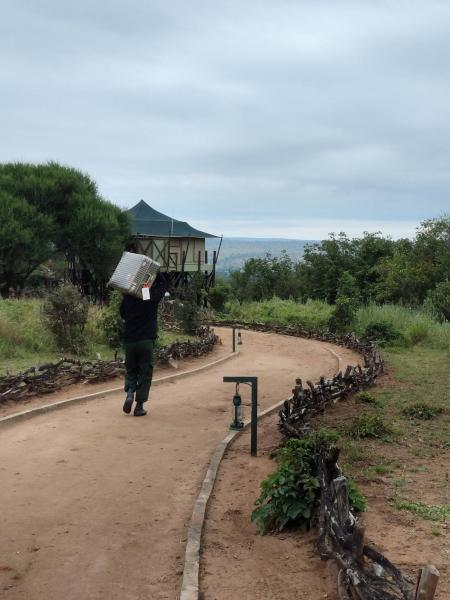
left=230, top=384, right=244, bottom=430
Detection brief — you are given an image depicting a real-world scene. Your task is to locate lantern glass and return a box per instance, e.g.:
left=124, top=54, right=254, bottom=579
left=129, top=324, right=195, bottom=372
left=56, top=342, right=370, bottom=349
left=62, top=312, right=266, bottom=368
left=230, top=392, right=244, bottom=429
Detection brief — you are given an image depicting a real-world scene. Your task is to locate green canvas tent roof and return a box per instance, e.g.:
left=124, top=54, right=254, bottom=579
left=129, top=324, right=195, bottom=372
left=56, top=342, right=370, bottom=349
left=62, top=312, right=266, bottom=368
left=128, top=200, right=218, bottom=238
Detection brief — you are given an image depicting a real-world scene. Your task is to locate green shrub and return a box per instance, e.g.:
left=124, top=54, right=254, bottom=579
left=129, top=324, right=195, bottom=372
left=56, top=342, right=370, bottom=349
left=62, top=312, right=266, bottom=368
left=347, top=414, right=392, bottom=440
left=330, top=271, right=360, bottom=332
left=176, top=297, right=201, bottom=334
left=348, top=479, right=367, bottom=512
left=42, top=284, right=89, bottom=354
left=362, top=321, right=402, bottom=345
left=99, top=290, right=124, bottom=348
left=251, top=432, right=333, bottom=534
left=423, top=281, right=450, bottom=322
left=401, top=403, right=443, bottom=420
left=330, top=297, right=355, bottom=333
left=208, top=278, right=232, bottom=312
left=251, top=430, right=364, bottom=534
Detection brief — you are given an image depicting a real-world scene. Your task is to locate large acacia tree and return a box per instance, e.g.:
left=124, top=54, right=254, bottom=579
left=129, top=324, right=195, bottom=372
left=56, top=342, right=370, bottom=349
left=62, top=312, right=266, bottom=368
left=0, top=162, right=131, bottom=297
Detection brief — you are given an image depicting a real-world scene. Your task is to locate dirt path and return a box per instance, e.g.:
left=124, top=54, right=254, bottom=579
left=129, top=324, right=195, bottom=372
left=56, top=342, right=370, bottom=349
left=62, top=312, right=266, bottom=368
left=0, top=328, right=360, bottom=599
left=201, top=418, right=338, bottom=600
left=201, top=358, right=449, bottom=600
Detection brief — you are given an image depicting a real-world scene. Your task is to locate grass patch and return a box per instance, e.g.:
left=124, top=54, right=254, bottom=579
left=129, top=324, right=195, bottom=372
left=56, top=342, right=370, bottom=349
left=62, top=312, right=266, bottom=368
left=401, top=402, right=443, bottom=420
left=224, top=298, right=334, bottom=330
left=0, top=299, right=53, bottom=360
left=352, top=303, right=450, bottom=350
left=347, top=414, right=393, bottom=440
left=366, top=463, right=392, bottom=476
left=395, top=500, right=450, bottom=522
left=0, top=298, right=194, bottom=375
left=357, top=391, right=381, bottom=406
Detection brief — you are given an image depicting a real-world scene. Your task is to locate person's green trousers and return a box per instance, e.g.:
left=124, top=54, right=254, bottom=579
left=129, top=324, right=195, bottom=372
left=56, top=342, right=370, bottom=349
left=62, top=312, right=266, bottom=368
left=124, top=339, right=155, bottom=404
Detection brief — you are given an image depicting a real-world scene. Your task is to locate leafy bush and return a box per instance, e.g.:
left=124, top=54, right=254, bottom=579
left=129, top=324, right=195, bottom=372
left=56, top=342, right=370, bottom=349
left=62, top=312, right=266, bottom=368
left=330, top=271, right=360, bottom=332
left=330, top=298, right=355, bottom=333
left=176, top=298, right=201, bottom=334
left=401, top=403, right=443, bottom=420
left=347, top=414, right=392, bottom=440
left=362, top=321, right=402, bottom=345
left=251, top=430, right=365, bottom=534
left=99, top=290, right=124, bottom=349
left=208, top=278, right=232, bottom=312
left=42, top=284, right=89, bottom=354
left=423, top=281, right=450, bottom=322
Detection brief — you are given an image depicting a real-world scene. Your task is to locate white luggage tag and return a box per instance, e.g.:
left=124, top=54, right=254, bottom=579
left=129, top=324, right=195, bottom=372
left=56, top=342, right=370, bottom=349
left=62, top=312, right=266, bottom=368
left=142, top=283, right=151, bottom=301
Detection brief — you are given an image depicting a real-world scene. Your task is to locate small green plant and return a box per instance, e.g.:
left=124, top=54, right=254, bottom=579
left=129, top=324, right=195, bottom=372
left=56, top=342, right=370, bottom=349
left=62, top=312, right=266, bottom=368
left=395, top=500, right=450, bottom=522
left=401, top=402, right=443, bottom=420
left=42, top=284, right=89, bottom=355
left=347, top=414, right=392, bottom=440
left=367, top=463, right=392, bottom=476
left=393, top=477, right=407, bottom=488
left=357, top=392, right=380, bottom=406
left=251, top=430, right=365, bottom=534
left=348, top=479, right=367, bottom=512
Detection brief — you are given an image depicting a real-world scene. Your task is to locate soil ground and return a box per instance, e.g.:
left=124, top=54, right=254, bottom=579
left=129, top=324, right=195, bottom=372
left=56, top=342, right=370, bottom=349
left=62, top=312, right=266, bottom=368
left=201, top=361, right=449, bottom=600
left=0, top=328, right=359, bottom=599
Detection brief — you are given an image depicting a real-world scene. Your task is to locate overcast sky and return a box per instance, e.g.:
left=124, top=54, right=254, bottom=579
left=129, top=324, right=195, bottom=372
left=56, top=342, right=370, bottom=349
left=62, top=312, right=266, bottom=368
left=1, top=1, right=449, bottom=239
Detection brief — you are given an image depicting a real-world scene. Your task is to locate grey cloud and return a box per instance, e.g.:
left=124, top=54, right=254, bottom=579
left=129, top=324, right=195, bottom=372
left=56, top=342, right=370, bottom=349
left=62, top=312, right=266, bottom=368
left=1, top=0, right=449, bottom=237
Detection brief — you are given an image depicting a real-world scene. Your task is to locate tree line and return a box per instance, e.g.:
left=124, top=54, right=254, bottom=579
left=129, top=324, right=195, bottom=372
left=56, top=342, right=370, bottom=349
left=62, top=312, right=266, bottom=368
left=0, top=162, right=131, bottom=298
left=219, top=216, right=450, bottom=321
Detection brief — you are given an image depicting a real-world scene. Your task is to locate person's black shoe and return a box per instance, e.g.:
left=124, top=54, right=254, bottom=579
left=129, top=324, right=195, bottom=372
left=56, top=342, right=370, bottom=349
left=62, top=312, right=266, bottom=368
left=134, top=402, right=147, bottom=417
left=123, top=390, right=134, bottom=414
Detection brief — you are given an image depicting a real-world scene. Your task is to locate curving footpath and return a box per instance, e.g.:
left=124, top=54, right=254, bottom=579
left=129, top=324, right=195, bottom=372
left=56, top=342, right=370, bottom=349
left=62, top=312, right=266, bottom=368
left=0, top=327, right=360, bottom=599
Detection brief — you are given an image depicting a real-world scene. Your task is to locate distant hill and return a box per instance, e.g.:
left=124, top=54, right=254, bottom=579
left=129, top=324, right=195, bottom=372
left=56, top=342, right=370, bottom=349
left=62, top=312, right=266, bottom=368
left=206, top=237, right=317, bottom=275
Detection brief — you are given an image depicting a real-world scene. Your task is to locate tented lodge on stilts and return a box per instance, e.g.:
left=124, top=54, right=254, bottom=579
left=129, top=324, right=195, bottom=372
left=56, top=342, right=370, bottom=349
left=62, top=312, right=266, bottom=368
left=127, top=200, right=221, bottom=291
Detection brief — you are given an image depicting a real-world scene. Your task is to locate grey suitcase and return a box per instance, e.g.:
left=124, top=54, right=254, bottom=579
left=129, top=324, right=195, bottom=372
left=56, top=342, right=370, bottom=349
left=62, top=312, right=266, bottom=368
left=108, top=252, right=161, bottom=299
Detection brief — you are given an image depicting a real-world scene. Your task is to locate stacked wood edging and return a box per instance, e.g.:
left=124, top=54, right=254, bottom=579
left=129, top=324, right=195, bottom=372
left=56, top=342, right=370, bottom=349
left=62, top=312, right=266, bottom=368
left=0, top=327, right=219, bottom=405
left=213, top=320, right=440, bottom=600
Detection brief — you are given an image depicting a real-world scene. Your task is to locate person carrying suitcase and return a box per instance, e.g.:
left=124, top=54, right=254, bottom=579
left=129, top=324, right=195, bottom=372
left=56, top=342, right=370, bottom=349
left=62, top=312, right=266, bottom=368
left=120, top=274, right=169, bottom=416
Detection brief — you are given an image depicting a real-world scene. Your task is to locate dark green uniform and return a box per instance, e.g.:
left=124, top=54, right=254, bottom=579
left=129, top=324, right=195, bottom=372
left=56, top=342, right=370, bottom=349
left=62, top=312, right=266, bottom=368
left=119, top=275, right=168, bottom=405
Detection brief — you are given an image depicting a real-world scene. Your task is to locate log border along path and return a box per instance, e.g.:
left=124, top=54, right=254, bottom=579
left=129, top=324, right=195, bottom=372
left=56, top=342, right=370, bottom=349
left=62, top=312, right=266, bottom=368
left=0, top=350, right=239, bottom=429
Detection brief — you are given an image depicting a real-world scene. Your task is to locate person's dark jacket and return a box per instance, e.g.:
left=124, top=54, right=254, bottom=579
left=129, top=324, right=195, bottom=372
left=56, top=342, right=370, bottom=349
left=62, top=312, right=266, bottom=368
left=119, top=275, right=168, bottom=342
